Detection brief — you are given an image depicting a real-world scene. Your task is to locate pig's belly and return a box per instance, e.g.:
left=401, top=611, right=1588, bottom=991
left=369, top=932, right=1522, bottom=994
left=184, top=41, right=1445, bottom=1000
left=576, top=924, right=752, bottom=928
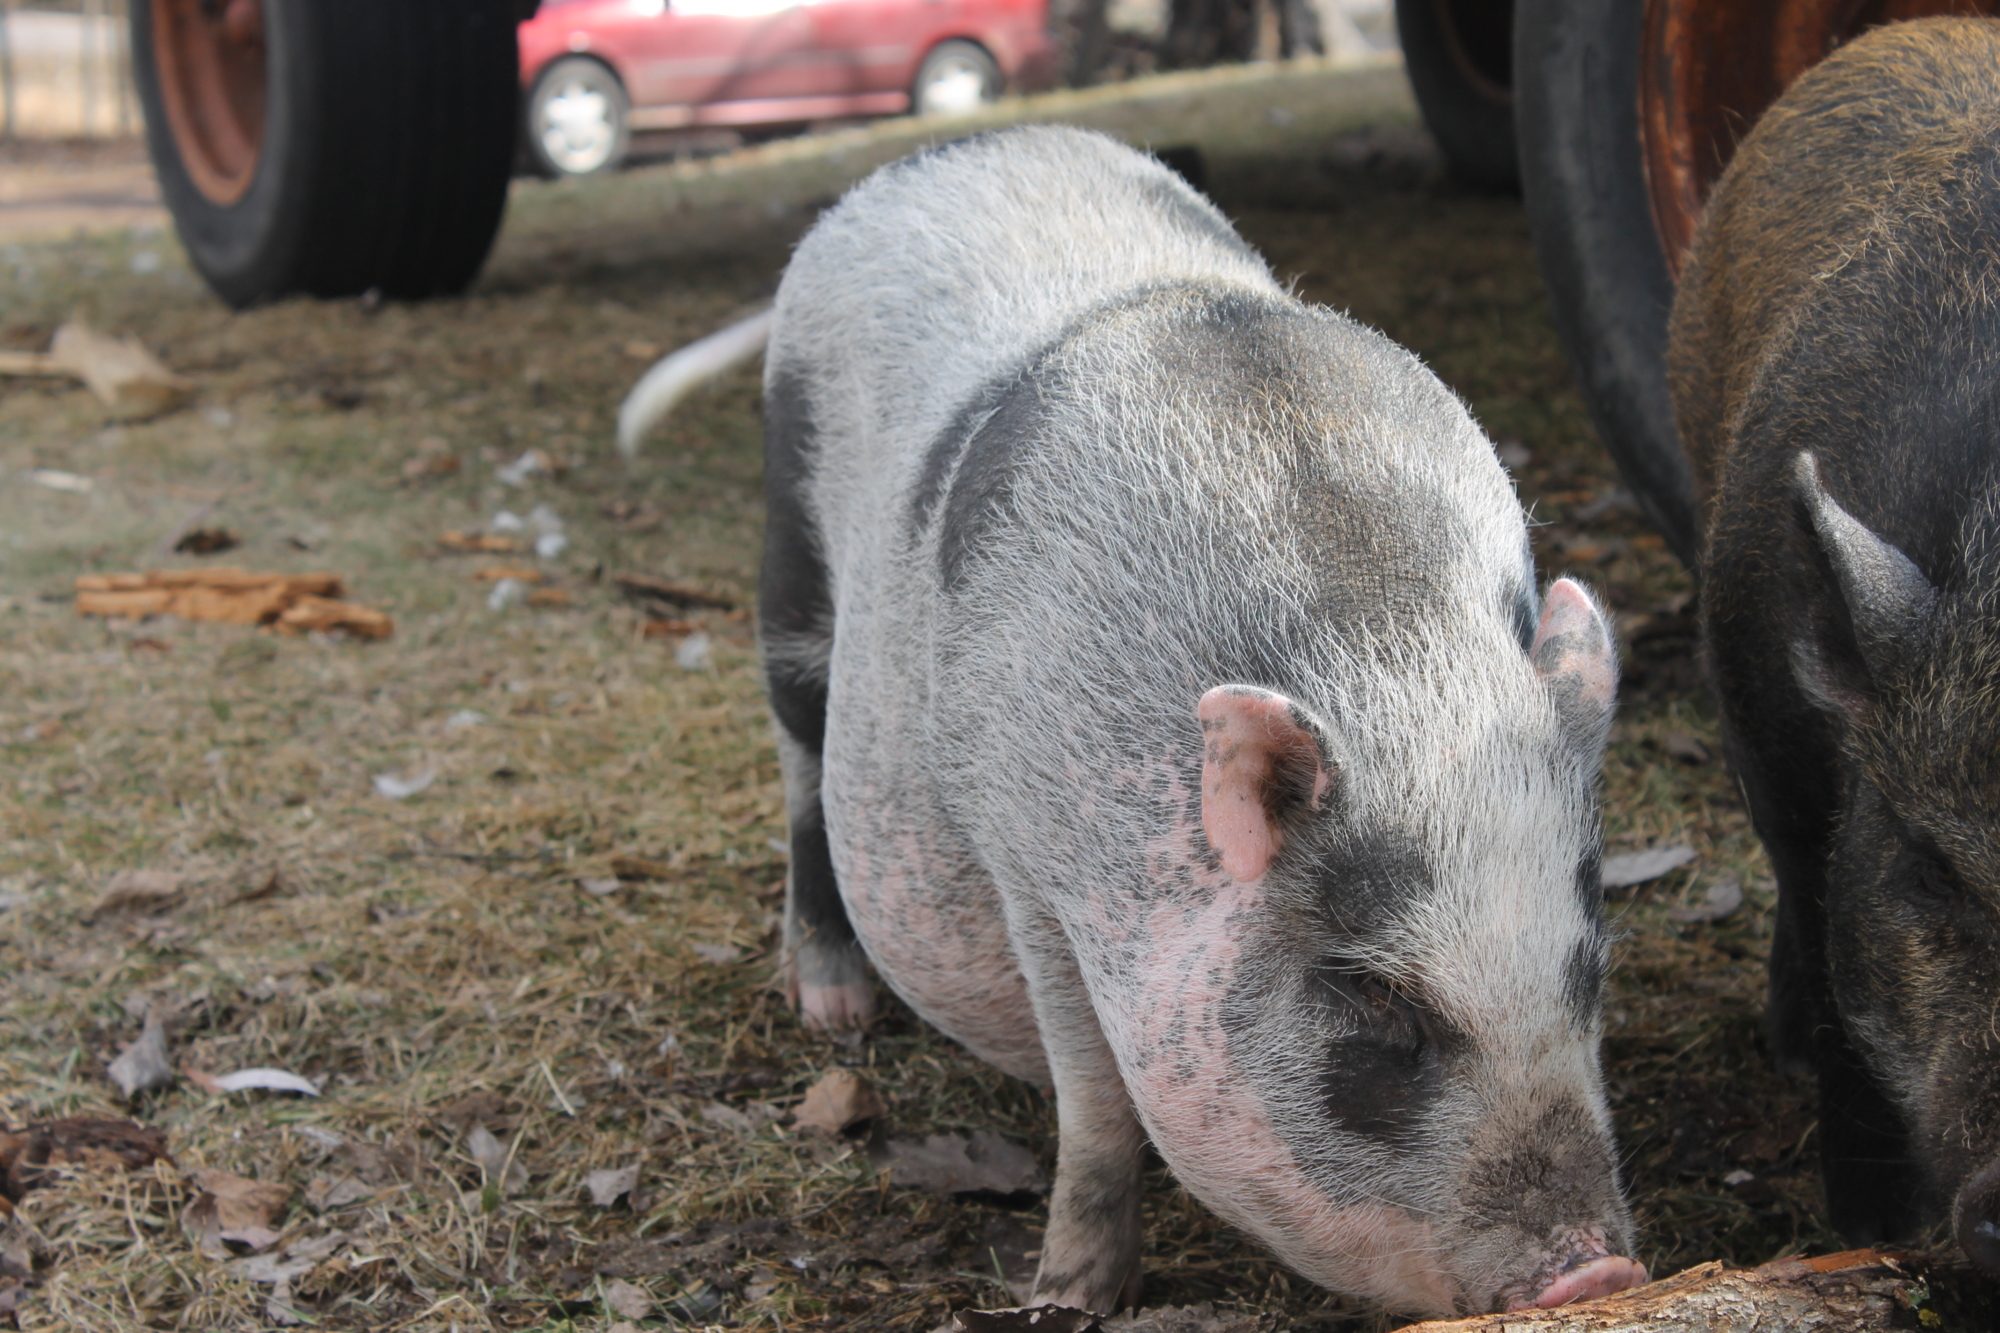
left=821, top=756, right=1049, bottom=1085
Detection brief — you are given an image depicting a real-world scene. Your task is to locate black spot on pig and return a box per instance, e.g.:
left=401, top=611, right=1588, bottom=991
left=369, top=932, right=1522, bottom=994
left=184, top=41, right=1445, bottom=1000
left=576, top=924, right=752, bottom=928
left=908, top=367, right=1033, bottom=535
left=760, top=368, right=833, bottom=751
left=935, top=379, right=1049, bottom=591
left=1560, top=932, right=1606, bottom=1028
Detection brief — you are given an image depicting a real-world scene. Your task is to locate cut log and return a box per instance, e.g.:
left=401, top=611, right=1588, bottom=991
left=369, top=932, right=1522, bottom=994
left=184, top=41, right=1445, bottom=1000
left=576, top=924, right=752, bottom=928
left=1389, top=1250, right=1922, bottom=1333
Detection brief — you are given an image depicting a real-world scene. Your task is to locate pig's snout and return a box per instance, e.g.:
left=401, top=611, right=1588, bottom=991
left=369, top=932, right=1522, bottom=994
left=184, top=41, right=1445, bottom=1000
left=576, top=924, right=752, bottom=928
left=1500, top=1244, right=1648, bottom=1312
left=1954, top=1158, right=2000, bottom=1279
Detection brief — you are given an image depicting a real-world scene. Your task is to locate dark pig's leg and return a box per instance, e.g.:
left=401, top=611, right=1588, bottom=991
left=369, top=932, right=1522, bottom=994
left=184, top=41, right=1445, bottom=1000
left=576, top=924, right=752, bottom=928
left=761, top=369, right=873, bottom=1031
left=1011, top=907, right=1146, bottom=1314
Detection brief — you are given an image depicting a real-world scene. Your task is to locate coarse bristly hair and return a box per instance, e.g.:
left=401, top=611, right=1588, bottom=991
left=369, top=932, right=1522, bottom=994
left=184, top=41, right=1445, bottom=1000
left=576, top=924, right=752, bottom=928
left=756, top=125, right=1634, bottom=1315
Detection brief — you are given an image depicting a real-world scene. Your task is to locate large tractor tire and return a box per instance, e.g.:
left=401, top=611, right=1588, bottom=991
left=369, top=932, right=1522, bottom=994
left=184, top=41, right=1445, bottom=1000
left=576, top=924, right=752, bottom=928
left=1395, top=0, right=1518, bottom=192
left=1514, top=0, right=2000, bottom=572
left=131, top=0, right=523, bottom=308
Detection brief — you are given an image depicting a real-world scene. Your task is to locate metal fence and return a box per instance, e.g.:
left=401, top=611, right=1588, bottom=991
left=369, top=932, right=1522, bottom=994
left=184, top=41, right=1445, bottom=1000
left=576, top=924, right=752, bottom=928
left=0, top=0, right=138, bottom=140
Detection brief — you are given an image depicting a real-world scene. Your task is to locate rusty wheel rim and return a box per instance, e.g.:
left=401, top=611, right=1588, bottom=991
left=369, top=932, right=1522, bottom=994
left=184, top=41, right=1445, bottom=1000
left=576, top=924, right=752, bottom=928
left=152, top=0, right=266, bottom=206
left=1639, top=0, right=2000, bottom=280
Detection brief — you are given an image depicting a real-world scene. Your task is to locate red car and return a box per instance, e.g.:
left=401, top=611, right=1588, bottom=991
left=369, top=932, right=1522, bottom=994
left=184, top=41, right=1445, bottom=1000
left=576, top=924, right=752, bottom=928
left=518, top=0, right=1058, bottom=177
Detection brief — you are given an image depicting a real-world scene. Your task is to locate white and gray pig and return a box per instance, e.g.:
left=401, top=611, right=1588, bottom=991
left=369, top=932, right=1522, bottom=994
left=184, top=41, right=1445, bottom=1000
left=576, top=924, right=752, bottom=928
left=632, top=126, right=1646, bottom=1318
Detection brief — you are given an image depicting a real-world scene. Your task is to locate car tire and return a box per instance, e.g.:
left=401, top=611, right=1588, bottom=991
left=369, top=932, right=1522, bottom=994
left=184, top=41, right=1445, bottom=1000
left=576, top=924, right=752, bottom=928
left=913, top=40, right=1000, bottom=118
left=525, top=56, right=631, bottom=179
left=1394, top=0, right=1518, bottom=192
left=1513, top=0, right=1699, bottom=568
left=130, top=0, right=518, bottom=309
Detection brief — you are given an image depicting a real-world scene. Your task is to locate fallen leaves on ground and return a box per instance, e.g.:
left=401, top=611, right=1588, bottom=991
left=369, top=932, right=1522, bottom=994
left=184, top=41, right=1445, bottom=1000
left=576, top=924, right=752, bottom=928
left=472, top=565, right=544, bottom=584
left=609, top=854, right=674, bottom=882
left=466, top=1125, right=527, bottom=1196
left=603, top=1278, right=654, bottom=1320
left=793, top=1069, right=886, bottom=1136
left=1601, top=843, right=1697, bottom=891
left=29, top=318, right=194, bottom=420
left=0, top=1119, right=170, bottom=1201
left=585, top=1164, right=640, bottom=1209
left=172, top=527, right=240, bottom=556
left=182, top=1168, right=291, bottom=1259
left=873, top=1131, right=1044, bottom=1197
left=92, top=869, right=185, bottom=917
left=75, top=569, right=391, bottom=640
left=952, top=1304, right=1272, bottom=1332
left=1669, top=875, right=1745, bottom=924
left=107, top=1012, right=175, bottom=1099
left=184, top=1067, right=321, bottom=1098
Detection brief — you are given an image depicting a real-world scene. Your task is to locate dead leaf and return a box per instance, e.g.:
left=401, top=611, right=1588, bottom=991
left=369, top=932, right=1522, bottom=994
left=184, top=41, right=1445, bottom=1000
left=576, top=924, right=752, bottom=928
left=792, top=1069, right=886, bottom=1136
left=874, top=1131, right=1044, bottom=1197
left=93, top=869, right=184, bottom=916
left=183, top=1168, right=291, bottom=1259
left=604, top=1279, right=655, bottom=1321
left=953, top=1308, right=1099, bottom=1332
left=613, top=572, right=737, bottom=611
left=699, top=1102, right=758, bottom=1135
left=0, top=1212, right=37, bottom=1280
left=528, top=586, right=573, bottom=608
left=585, top=1164, right=640, bottom=1208
left=0, top=1118, right=170, bottom=1201
left=303, top=1174, right=372, bottom=1212
left=1669, top=875, right=1745, bottom=924
left=467, top=1125, right=526, bottom=1195
left=1601, top=844, right=1697, bottom=891
left=188, top=1067, right=321, bottom=1098
left=472, top=564, right=544, bottom=584
left=49, top=318, right=193, bottom=420
left=107, top=1012, right=175, bottom=1099
left=173, top=527, right=240, bottom=556
left=640, top=617, right=698, bottom=639
left=402, top=452, right=461, bottom=482
left=610, top=854, right=673, bottom=882
left=1660, top=731, right=1712, bottom=764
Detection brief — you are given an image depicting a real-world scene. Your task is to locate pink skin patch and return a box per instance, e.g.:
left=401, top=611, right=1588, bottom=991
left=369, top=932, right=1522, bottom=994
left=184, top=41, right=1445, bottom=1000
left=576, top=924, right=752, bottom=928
left=837, top=799, right=1049, bottom=1084
left=1521, top=1255, right=1649, bottom=1310
left=797, top=979, right=874, bottom=1031
left=1196, top=686, right=1332, bottom=883
left=1529, top=578, right=1615, bottom=711
left=1113, top=761, right=1458, bottom=1315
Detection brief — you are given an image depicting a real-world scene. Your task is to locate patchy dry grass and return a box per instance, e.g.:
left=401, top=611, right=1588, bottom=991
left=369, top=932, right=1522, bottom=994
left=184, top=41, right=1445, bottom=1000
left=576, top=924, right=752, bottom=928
left=0, top=56, right=1965, bottom=1333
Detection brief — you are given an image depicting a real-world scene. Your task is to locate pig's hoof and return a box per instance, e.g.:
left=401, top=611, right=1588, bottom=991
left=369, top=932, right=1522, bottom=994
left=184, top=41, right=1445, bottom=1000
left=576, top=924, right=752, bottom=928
left=1031, top=1254, right=1142, bottom=1316
left=799, top=980, right=875, bottom=1031
left=793, top=939, right=875, bottom=1031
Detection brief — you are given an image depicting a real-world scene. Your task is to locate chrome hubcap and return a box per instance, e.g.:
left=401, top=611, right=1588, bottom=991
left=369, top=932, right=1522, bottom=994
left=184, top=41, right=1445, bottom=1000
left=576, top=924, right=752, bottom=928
left=539, top=77, right=616, bottom=174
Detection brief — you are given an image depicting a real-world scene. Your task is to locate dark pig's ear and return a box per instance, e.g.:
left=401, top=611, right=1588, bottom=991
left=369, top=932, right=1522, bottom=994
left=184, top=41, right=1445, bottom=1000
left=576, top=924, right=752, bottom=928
left=1791, top=451, right=1937, bottom=717
left=1531, top=577, right=1618, bottom=742
left=1197, top=686, right=1338, bottom=883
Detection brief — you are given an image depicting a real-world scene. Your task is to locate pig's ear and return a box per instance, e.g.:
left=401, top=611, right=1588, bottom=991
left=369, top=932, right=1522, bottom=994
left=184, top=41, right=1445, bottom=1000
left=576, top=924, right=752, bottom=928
left=1197, top=685, right=1337, bottom=883
left=1530, top=577, right=1618, bottom=742
left=1791, top=451, right=1936, bottom=716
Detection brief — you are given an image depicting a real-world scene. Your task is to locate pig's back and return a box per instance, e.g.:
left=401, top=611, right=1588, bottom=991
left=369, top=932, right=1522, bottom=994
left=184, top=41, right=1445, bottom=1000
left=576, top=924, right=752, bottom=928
left=1669, top=17, right=2000, bottom=511
left=767, top=126, right=1278, bottom=555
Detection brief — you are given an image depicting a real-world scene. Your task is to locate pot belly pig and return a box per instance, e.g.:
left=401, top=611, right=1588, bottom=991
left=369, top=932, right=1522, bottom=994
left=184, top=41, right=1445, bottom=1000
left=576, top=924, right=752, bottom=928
left=1668, top=17, right=2000, bottom=1279
left=637, top=126, right=1646, bottom=1317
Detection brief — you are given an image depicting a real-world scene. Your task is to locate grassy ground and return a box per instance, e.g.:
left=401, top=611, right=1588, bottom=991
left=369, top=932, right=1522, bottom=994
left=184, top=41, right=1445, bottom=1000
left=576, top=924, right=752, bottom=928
left=0, top=57, right=1927, bottom=1332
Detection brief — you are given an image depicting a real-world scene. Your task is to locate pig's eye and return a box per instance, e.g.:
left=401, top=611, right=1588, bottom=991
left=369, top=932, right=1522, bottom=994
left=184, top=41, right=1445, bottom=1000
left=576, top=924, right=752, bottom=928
left=1319, top=965, right=1430, bottom=1057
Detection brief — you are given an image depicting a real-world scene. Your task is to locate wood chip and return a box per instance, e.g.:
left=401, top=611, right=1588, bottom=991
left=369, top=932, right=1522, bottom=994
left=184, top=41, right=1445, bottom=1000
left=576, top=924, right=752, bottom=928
left=438, top=531, right=523, bottom=554
left=75, top=569, right=390, bottom=639
left=472, top=565, right=544, bottom=584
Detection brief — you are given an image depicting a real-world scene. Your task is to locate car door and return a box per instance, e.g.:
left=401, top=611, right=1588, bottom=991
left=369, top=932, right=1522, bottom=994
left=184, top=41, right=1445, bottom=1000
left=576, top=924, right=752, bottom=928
left=617, top=0, right=818, bottom=111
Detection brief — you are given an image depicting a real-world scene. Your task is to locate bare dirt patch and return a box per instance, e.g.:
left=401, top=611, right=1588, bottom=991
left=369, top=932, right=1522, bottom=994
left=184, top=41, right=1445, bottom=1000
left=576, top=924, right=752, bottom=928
left=2, top=59, right=1986, bottom=1333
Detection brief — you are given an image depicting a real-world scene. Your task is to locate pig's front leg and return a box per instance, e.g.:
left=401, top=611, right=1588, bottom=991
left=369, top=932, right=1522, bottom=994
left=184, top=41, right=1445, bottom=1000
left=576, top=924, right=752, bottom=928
left=1012, top=910, right=1146, bottom=1314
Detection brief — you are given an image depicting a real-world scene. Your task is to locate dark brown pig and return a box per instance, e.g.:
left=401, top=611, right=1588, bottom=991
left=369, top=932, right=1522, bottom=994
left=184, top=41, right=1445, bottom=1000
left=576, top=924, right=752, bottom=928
left=1669, top=16, right=2000, bottom=1276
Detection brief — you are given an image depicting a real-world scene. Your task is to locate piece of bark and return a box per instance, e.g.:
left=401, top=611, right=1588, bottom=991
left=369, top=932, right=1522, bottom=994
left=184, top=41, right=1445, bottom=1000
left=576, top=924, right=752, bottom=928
left=272, top=595, right=393, bottom=640
left=612, top=573, right=737, bottom=612
left=74, top=570, right=389, bottom=639
left=1388, top=1250, right=1919, bottom=1332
